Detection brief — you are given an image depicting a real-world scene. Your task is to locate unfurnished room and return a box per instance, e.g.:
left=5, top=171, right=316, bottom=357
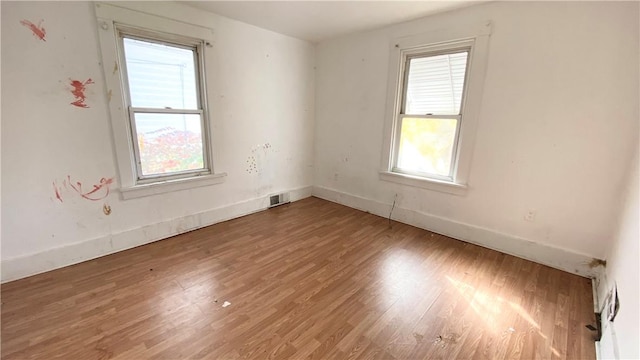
left=1, top=1, right=638, bottom=359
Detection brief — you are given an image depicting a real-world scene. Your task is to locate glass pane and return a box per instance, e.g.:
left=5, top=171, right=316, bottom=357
left=134, top=113, right=204, bottom=176
left=397, top=117, right=457, bottom=177
left=123, top=37, right=198, bottom=109
left=404, top=51, right=468, bottom=116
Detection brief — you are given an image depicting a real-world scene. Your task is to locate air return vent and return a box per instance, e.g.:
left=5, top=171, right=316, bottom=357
left=269, top=192, right=290, bottom=208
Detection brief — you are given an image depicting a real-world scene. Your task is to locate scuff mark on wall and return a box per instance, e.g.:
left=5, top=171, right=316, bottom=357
left=103, top=204, right=111, bottom=215
left=20, top=19, right=46, bottom=41
left=69, top=78, right=94, bottom=108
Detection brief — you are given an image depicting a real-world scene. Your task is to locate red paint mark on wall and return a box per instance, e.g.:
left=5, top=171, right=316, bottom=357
left=20, top=19, right=46, bottom=41
left=70, top=79, right=94, bottom=108
left=66, top=176, right=114, bottom=201
left=52, top=176, right=115, bottom=202
left=53, top=181, right=63, bottom=202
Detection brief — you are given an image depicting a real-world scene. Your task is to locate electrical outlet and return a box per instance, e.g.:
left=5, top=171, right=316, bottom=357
left=524, top=209, right=536, bottom=222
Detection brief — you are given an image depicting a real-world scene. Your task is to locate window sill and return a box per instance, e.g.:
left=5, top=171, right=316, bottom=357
left=379, top=171, right=467, bottom=195
left=120, top=172, right=227, bottom=200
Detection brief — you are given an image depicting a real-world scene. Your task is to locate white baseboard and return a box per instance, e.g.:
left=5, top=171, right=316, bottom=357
left=1, top=186, right=312, bottom=283
left=312, top=185, right=601, bottom=279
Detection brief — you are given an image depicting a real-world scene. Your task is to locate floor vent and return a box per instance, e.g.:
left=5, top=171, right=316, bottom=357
left=269, top=193, right=290, bottom=208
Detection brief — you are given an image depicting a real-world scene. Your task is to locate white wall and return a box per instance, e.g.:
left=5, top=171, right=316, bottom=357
left=313, top=1, right=639, bottom=276
left=597, top=146, right=639, bottom=360
left=1, top=1, right=315, bottom=282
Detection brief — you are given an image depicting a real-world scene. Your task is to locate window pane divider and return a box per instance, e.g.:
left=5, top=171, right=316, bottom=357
left=399, top=114, right=461, bottom=120
left=137, top=168, right=211, bottom=183
left=130, top=107, right=203, bottom=115
left=391, top=167, right=454, bottom=182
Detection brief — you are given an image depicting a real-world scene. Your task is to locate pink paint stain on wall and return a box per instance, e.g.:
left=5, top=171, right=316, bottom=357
left=53, top=181, right=63, bottom=203
left=20, top=19, right=46, bottom=41
left=69, top=79, right=94, bottom=108
left=66, top=176, right=114, bottom=201
left=53, top=176, right=115, bottom=202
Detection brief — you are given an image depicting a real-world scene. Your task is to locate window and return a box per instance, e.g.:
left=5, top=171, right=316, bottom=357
left=96, top=3, right=225, bottom=199
left=380, top=23, right=491, bottom=195
left=396, top=49, right=469, bottom=180
left=120, top=30, right=208, bottom=182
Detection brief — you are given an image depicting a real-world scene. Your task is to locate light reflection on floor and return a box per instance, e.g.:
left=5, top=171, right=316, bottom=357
left=446, top=275, right=562, bottom=357
left=381, top=250, right=427, bottom=300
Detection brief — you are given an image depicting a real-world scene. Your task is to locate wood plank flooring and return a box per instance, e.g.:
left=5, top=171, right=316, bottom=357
left=1, top=197, right=597, bottom=359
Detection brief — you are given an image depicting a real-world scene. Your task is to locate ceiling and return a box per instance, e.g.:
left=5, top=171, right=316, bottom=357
left=183, top=1, right=483, bottom=43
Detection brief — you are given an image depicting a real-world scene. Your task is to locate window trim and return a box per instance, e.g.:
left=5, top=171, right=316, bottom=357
left=380, top=21, right=492, bottom=195
left=95, top=3, right=226, bottom=199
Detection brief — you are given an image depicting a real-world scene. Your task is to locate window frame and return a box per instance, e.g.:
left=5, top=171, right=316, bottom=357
left=95, top=3, right=226, bottom=199
left=393, top=46, right=471, bottom=182
left=380, top=22, right=492, bottom=195
left=117, top=26, right=211, bottom=183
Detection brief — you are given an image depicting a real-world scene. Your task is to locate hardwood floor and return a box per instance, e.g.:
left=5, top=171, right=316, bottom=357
left=1, top=197, right=596, bottom=359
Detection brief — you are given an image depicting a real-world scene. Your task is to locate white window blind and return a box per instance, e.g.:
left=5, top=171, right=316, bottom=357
left=404, top=51, right=468, bottom=116
left=123, top=38, right=198, bottom=110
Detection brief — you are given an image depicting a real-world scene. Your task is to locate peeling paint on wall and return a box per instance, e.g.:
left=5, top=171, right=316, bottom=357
left=20, top=19, right=46, bottom=41
left=69, top=78, right=94, bottom=108
left=246, top=155, right=258, bottom=174
left=588, top=258, right=606, bottom=268
left=246, top=143, right=273, bottom=174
